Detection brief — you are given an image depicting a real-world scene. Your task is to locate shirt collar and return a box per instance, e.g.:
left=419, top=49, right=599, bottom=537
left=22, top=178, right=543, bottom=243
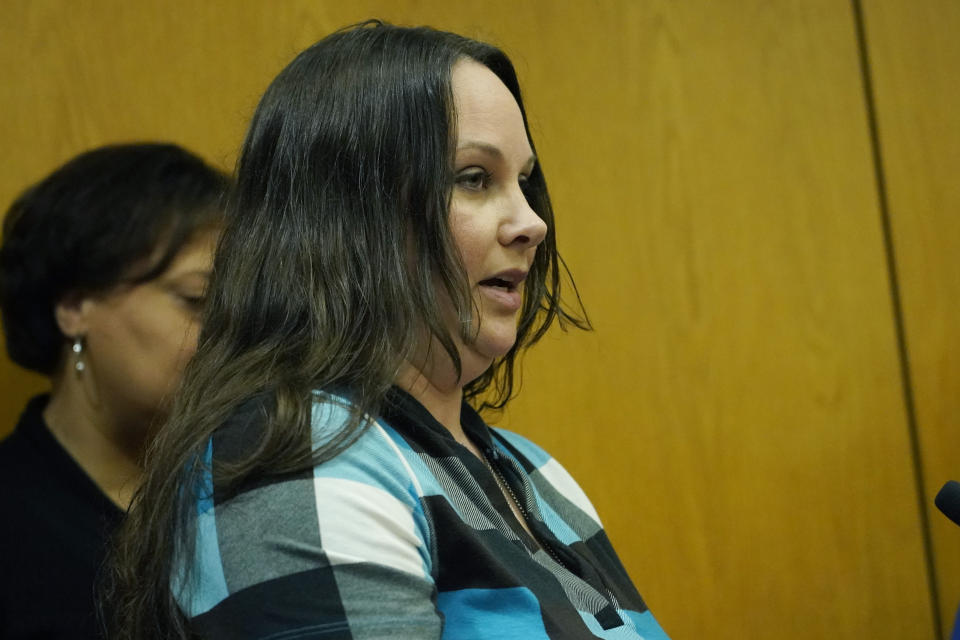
left=382, top=386, right=494, bottom=449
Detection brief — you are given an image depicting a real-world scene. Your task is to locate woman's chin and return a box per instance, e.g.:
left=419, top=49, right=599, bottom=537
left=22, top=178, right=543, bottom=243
left=467, top=333, right=518, bottom=366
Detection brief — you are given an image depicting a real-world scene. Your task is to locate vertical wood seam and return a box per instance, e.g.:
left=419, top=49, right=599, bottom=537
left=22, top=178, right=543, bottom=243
left=850, top=1, right=942, bottom=637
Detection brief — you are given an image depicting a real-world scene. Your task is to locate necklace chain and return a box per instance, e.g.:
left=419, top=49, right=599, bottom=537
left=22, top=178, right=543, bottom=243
left=482, top=450, right=566, bottom=569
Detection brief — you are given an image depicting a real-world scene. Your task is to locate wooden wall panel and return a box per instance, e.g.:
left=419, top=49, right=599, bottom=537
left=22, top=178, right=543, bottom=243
left=0, top=1, right=938, bottom=638
left=500, top=3, right=932, bottom=637
left=861, top=1, right=960, bottom=636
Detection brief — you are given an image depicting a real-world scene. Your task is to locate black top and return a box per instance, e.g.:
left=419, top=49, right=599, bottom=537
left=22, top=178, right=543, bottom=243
left=0, top=395, right=123, bottom=639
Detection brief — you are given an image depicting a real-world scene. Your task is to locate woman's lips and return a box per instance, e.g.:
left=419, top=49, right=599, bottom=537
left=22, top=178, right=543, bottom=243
left=479, top=282, right=522, bottom=311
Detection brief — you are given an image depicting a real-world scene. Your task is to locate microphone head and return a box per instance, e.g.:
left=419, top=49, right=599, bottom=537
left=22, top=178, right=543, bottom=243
left=935, top=480, right=960, bottom=527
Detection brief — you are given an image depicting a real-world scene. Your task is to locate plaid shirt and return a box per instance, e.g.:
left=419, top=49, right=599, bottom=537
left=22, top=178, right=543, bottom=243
left=176, top=389, right=670, bottom=639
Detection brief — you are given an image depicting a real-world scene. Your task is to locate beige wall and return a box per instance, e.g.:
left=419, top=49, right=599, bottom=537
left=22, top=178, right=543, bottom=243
left=862, top=1, right=960, bottom=635
left=1, top=1, right=956, bottom=638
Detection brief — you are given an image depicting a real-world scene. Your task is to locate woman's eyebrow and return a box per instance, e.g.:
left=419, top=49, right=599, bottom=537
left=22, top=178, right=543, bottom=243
left=456, top=141, right=536, bottom=169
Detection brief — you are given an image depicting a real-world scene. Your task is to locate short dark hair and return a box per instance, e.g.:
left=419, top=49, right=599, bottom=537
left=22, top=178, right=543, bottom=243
left=0, top=142, right=230, bottom=375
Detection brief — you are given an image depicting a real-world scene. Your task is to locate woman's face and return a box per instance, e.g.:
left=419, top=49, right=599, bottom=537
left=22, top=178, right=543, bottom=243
left=446, top=60, right=548, bottom=381
left=78, top=227, right=219, bottom=431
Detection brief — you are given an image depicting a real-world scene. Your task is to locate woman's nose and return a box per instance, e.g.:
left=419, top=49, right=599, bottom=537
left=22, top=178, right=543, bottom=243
left=500, top=188, right=547, bottom=249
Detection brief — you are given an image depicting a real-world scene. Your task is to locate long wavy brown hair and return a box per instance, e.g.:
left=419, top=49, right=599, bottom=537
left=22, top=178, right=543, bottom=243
left=107, top=20, right=589, bottom=639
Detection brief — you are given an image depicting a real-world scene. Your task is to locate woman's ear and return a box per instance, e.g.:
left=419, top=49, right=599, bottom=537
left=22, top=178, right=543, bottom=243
left=54, top=292, right=92, bottom=338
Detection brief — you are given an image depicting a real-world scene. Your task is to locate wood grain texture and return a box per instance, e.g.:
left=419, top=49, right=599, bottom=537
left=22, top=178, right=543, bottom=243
left=494, top=1, right=933, bottom=637
left=0, top=1, right=937, bottom=637
left=861, top=1, right=960, bottom=636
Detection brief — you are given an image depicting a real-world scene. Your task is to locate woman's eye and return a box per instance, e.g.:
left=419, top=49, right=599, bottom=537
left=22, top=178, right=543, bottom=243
left=456, top=168, right=492, bottom=191
left=179, top=294, right=206, bottom=311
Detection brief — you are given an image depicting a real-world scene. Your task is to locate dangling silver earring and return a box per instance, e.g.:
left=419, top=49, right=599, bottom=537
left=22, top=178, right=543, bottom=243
left=72, top=337, right=85, bottom=373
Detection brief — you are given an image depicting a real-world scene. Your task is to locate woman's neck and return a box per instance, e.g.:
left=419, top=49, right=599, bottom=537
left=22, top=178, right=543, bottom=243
left=398, top=333, right=493, bottom=452
left=42, top=372, right=145, bottom=509
left=396, top=362, right=488, bottom=458
left=397, top=364, right=461, bottom=431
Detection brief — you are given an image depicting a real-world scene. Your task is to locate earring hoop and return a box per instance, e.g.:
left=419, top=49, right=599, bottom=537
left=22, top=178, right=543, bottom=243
left=72, top=337, right=85, bottom=373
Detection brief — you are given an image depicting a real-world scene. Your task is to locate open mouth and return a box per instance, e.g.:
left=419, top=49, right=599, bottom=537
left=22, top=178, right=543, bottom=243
left=477, top=271, right=525, bottom=311
left=478, top=276, right=517, bottom=292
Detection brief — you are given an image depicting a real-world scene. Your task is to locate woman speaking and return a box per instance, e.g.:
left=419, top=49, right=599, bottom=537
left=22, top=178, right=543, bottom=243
left=112, top=22, right=670, bottom=640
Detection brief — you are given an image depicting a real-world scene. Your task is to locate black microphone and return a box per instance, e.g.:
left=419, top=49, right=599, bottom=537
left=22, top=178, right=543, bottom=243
left=935, top=481, right=960, bottom=527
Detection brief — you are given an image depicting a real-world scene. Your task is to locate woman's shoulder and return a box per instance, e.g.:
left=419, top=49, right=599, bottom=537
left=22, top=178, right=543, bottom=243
left=180, top=392, right=434, bottom=620
left=210, top=391, right=422, bottom=503
left=308, top=391, right=425, bottom=503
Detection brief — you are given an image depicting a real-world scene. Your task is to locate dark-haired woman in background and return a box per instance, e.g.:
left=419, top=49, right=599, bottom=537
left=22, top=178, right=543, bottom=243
left=0, top=143, right=228, bottom=639
left=112, top=23, right=670, bottom=639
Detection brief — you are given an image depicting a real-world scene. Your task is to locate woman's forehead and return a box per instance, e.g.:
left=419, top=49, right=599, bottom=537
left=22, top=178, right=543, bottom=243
left=451, top=60, right=532, bottom=165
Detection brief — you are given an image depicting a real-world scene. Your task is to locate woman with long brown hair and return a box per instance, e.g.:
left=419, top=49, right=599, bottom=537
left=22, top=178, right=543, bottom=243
left=111, top=22, right=670, bottom=639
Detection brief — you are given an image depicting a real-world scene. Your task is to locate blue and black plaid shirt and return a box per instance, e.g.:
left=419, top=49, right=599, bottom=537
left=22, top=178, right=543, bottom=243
left=176, top=389, right=670, bottom=639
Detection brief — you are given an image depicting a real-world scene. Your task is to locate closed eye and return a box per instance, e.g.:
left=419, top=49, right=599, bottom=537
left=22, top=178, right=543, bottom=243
left=178, top=294, right=206, bottom=311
